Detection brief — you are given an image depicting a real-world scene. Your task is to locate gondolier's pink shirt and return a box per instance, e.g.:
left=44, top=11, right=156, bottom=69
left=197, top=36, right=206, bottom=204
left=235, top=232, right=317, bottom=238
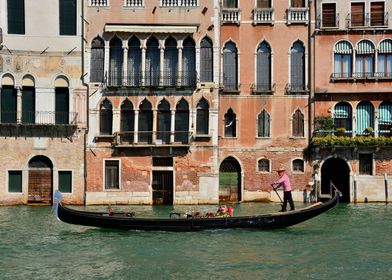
left=274, top=173, right=292, bottom=192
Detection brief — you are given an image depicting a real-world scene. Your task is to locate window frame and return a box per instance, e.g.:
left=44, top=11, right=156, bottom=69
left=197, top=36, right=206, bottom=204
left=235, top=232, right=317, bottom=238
left=257, top=109, right=271, bottom=138
left=257, top=158, right=270, bottom=173
left=292, top=158, right=305, bottom=173
left=59, top=0, right=77, bottom=36
left=103, top=159, right=121, bottom=190
left=58, top=170, right=73, bottom=193
left=359, top=153, right=373, bottom=175
left=8, top=170, right=23, bottom=193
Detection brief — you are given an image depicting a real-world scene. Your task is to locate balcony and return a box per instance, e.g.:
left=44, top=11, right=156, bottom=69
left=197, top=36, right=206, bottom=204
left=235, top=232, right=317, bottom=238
left=221, top=8, right=241, bottom=25
left=253, top=8, right=274, bottom=25
left=346, top=12, right=388, bottom=29
left=160, top=0, right=198, bottom=7
left=113, top=131, right=191, bottom=146
left=0, top=111, right=78, bottom=126
left=89, top=0, right=108, bottom=7
left=124, top=0, right=144, bottom=7
left=106, top=71, right=197, bottom=88
left=316, top=13, right=339, bottom=29
left=287, top=8, right=308, bottom=24
left=330, top=72, right=392, bottom=82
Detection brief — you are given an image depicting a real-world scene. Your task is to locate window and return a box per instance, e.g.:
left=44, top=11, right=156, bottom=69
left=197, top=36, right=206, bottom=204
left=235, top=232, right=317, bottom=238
left=258, top=109, right=270, bottom=137
left=58, top=171, right=72, bottom=193
left=258, top=159, right=270, bottom=172
left=292, top=159, right=304, bottom=172
left=182, top=37, right=196, bottom=86
left=351, top=2, right=365, bottom=27
left=22, top=86, right=35, bottom=124
left=333, top=102, right=352, bottom=135
left=164, top=37, right=178, bottom=87
left=224, top=108, right=236, bottom=137
left=378, top=101, right=392, bottom=136
left=138, top=99, right=153, bottom=143
left=256, top=41, right=272, bottom=91
left=90, top=0, right=108, bottom=6
left=322, top=3, right=337, bottom=28
left=223, top=42, right=238, bottom=90
left=59, top=0, right=77, bottom=36
left=55, top=87, right=69, bottom=124
left=291, top=0, right=305, bottom=8
left=257, top=0, right=271, bottom=8
left=359, top=154, right=372, bottom=175
left=290, top=41, right=305, bottom=91
left=105, top=160, right=119, bottom=189
left=356, top=101, right=374, bottom=135
left=145, top=37, right=160, bottom=87
left=157, top=99, right=171, bottom=144
left=99, top=99, right=113, bottom=135
left=355, top=40, right=375, bottom=78
left=371, top=2, right=385, bottom=26
left=90, top=37, right=105, bottom=83
left=7, top=0, right=25, bottom=34
left=334, top=41, right=353, bottom=78
left=109, top=36, right=123, bottom=86
left=223, top=0, right=238, bottom=8
left=1, top=86, right=17, bottom=123
left=8, top=170, right=22, bottom=193
left=160, top=0, right=197, bottom=7
left=120, top=99, right=134, bottom=143
left=175, top=99, right=189, bottom=143
left=128, top=36, right=142, bottom=86
left=196, top=98, right=209, bottom=135
left=125, top=0, right=143, bottom=7
left=292, top=109, right=304, bottom=137
left=200, top=37, right=213, bottom=82
left=378, top=39, right=392, bottom=78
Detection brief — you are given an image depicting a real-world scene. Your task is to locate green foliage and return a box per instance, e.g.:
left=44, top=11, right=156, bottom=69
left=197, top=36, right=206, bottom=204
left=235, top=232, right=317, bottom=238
left=311, top=135, right=392, bottom=148
left=314, top=116, right=335, bottom=131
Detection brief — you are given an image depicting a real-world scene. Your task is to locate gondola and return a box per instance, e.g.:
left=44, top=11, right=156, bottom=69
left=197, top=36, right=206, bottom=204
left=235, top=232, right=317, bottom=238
left=54, top=191, right=339, bottom=231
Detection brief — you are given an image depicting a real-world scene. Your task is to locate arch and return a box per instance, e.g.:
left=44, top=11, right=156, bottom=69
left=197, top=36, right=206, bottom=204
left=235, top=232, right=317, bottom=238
left=22, top=75, right=35, bottom=87
left=146, top=36, right=160, bottom=86
left=377, top=39, right=392, bottom=78
left=292, top=109, right=304, bottom=137
left=356, top=40, right=375, bottom=77
left=333, top=101, right=353, bottom=135
left=378, top=101, right=392, bottom=136
left=99, top=99, right=113, bottom=135
left=157, top=99, right=171, bottom=143
left=321, top=157, right=350, bottom=202
left=138, top=98, right=153, bottom=143
left=200, top=36, right=213, bottom=82
left=219, top=156, right=242, bottom=202
left=120, top=99, right=134, bottom=143
left=356, top=101, right=374, bottom=135
left=175, top=98, right=190, bottom=143
left=258, top=109, right=270, bottom=137
left=54, top=76, right=69, bottom=87
left=55, top=78, right=69, bottom=124
left=292, top=158, right=304, bottom=172
left=1, top=73, right=15, bottom=86
left=1, top=75, right=17, bottom=123
left=223, top=41, right=238, bottom=90
left=196, top=97, right=209, bottom=135
left=28, top=155, right=54, bottom=204
left=224, top=108, right=237, bottom=137
left=90, top=36, right=105, bottom=83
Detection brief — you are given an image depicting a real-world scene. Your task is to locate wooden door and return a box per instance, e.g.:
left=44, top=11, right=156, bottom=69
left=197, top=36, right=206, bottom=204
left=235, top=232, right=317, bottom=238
left=28, top=169, right=52, bottom=204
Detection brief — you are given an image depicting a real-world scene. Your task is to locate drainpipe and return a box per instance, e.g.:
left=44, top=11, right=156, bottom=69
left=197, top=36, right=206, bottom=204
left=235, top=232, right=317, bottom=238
left=307, top=0, right=313, bottom=146
left=81, top=1, right=89, bottom=205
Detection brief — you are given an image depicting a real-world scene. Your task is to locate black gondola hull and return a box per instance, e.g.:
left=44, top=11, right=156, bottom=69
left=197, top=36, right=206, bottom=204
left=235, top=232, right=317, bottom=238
left=55, top=192, right=339, bottom=231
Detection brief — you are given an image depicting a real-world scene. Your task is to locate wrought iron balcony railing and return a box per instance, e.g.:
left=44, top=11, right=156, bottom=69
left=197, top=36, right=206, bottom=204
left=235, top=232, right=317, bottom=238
left=253, top=8, right=274, bottom=25
left=0, top=111, right=78, bottom=126
left=106, top=71, right=197, bottom=88
left=346, top=12, right=388, bottom=29
left=331, top=72, right=392, bottom=81
left=114, top=131, right=192, bottom=145
left=316, top=13, right=339, bottom=29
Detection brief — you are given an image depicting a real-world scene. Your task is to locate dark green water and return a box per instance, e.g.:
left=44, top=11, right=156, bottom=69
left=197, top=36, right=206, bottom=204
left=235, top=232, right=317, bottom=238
left=0, top=202, right=391, bottom=280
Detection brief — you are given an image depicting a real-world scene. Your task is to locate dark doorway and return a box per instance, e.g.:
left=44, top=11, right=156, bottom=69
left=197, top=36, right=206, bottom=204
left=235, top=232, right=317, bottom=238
left=28, top=156, right=53, bottom=204
left=321, top=157, right=350, bottom=202
left=152, top=171, right=173, bottom=205
left=219, top=156, right=241, bottom=202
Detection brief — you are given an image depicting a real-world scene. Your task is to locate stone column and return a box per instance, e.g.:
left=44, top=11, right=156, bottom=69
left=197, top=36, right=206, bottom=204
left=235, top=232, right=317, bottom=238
left=170, top=110, right=175, bottom=143
left=134, top=109, right=139, bottom=143
left=152, top=109, right=158, bottom=143
left=16, top=86, right=22, bottom=123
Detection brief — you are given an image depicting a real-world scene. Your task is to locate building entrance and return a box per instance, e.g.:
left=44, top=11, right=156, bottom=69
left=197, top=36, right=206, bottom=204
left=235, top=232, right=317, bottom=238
left=321, top=157, right=350, bottom=202
left=219, top=156, right=241, bottom=202
left=28, top=156, right=53, bottom=204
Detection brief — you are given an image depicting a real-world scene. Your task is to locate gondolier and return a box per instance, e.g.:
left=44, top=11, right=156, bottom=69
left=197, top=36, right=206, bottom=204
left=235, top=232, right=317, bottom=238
left=271, top=166, right=295, bottom=212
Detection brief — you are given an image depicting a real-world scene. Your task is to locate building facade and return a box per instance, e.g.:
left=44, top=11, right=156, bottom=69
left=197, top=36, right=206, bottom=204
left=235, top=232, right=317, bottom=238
left=0, top=0, right=86, bottom=205
left=312, top=0, right=392, bottom=202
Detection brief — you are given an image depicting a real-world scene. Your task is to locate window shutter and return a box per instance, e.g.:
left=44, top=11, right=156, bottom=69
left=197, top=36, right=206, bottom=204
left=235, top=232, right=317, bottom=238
left=8, top=171, right=22, bottom=193
left=59, top=0, right=76, bottom=35
left=371, top=2, right=384, bottom=26
left=55, top=87, right=69, bottom=124
left=291, top=52, right=305, bottom=90
left=257, top=51, right=271, bottom=90
left=293, top=110, right=304, bottom=137
left=223, top=43, right=238, bottom=90
left=1, top=86, right=17, bottom=123
left=322, top=3, right=336, bottom=27
left=200, top=38, right=213, bottom=82
left=356, top=102, right=374, bottom=134
left=22, top=87, right=35, bottom=124
left=109, top=37, right=124, bottom=86
left=351, top=3, right=365, bottom=26
left=58, top=171, right=72, bottom=193
left=7, top=0, right=25, bottom=34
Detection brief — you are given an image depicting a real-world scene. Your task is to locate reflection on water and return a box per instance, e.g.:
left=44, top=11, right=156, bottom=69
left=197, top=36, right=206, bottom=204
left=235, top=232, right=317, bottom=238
left=0, top=203, right=391, bottom=280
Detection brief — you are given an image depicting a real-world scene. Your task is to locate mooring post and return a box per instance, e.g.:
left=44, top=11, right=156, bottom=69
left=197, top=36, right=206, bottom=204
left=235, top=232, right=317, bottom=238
left=353, top=175, right=357, bottom=204
left=385, top=173, right=388, bottom=204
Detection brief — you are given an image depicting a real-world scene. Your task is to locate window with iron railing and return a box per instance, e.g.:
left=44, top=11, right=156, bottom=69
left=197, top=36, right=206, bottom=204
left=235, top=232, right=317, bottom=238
left=160, top=0, right=198, bottom=7
left=90, top=0, right=108, bottom=6
left=124, top=0, right=143, bottom=7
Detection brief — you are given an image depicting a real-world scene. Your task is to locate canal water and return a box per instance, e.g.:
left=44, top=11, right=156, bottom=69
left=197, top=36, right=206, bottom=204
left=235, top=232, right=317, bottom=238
left=0, top=202, right=391, bottom=280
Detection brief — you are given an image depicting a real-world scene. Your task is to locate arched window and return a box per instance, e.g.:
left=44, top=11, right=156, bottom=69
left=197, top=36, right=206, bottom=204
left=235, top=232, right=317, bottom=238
left=22, top=75, right=35, bottom=124
left=356, top=40, right=375, bottom=78
left=334, top=41, right=353, bottom=78
left=1, top=75, right=17, bottom=123
left=146, top=36, right=160, bottom=86
left=333, top=102, right=352, bottom=135
left=109, top=36, right=123, bottom=86
left=90, top=36, right=105, bottom=83
left=100, top=99, right=113, bottom=135
left=378, top=101, right=392, bottom=136
left=157, top=99, right=171, bottom=143
left=164, top=36, right=178, bottom=86
left=258, top=158, right=270, bottom=172
left=182, top=36, right=196, bottom=86
left=120, top=99, right=134, bottom=143
left=290, top=41, right=305, bottom=91
left=256, top=41, right=272, bottom=91
left=175, top=99, right=189, bottom=143
left=224, top=108, right=237, bottom=137
left=258, top=109, right=270, bottom=137
left=223, top=42, right=238, bottom=90
left=292, top=109, right=304, bottom=137
left=292, top=159, right=304, bottom=172
left=138, top=99, right=153, bottom=143
left=356, top=101, right=374, bottom=135
left=200, top=37, right=213, bottom=82
left=55, top=77, right=69, bottom=125
left=378, top=39, right=392, bottom=78
left=128, top=36, right=141, bottom=86
left=196, top=98, right=209, bottom=135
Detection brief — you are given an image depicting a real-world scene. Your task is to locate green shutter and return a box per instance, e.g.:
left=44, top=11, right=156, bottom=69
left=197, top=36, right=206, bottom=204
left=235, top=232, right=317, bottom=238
left=7, top=0, right=25, bottom=34
left=9, top=171, right=22, bottom=193
left=1, top=86, right=17, bottom=123
left=55, top=87, right=69, bottom=124
left=58, top=171, right=72, bottom=193
left=59, top=0, right=77, bottom=35
left=22, top=87, right=35, bottom=124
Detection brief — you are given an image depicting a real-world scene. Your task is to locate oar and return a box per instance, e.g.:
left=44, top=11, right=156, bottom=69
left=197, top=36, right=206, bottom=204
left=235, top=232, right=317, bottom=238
left=271, top=184, right=284, bottom=211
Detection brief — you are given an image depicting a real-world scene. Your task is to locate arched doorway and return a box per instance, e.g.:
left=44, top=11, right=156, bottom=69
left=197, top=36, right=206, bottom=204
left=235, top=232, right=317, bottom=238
left=219, top=157, right=241, bottom=202
left=28, top=156, right=53, bottom=204
left=321, top=157, right=350, bottom=202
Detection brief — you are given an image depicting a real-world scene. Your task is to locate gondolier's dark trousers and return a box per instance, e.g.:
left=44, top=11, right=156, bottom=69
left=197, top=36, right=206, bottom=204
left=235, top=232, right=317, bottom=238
left=283, top=191, right=295, bottom=211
